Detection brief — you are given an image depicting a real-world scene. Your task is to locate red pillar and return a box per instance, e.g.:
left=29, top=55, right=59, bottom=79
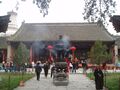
left=2, top=50, right=5, bottom=62
left=11, top=47, right=14, bottom=61
left=47, top=45, right=53, bottom=63
left=70, top=46, right=76, bottom=61
left=111, top=46, right=115, bottom=64
left=72, top=51, right=75, bottom=59
left=29, top=46, right=33, bottom=64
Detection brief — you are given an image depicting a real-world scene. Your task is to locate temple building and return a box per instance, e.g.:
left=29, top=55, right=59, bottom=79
left=6, top=22, right=116, bottom=64
left=110, top=15, right=120, bottom=62
left=0, top=11, right=18, bottom=64
left=0, top=14, right=10, bottom=63
left=0, top=37, right=7, bottom=63
left=0, top=14, right=10, bottom=33
left=1, top=12, right=119, bottom=64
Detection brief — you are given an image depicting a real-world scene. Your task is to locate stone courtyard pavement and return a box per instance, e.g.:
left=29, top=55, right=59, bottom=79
left=14, top=73, right=96, bottom=90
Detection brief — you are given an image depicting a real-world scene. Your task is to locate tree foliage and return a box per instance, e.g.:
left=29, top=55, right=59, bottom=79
left=83, top=0, right=116, bottom=24
left=14, top=0, right=51, bottom=17
left=90, top=41, right=112, bottom=65
left=13, top=43, right=29, bottom=66
left=33, top=0, right=51, bottom=17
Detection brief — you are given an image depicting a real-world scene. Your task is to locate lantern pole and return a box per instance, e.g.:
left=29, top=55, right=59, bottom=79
left=70, top=46, right=76, bottom=61
left=47, top=45, right=53, bottom=63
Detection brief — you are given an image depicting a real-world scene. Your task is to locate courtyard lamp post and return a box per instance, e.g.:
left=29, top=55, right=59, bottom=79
left=70, top=46, right=76, bottom=61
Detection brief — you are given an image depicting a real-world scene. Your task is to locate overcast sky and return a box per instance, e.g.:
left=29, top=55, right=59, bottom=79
left=0, top=0, right=120, bottom=35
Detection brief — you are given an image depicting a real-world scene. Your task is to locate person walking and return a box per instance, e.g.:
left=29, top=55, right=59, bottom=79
left=51, top=64, right=55, bottom=78
left=94, top=66, right=104, bottom=90
left=72, top=61, right=77, bottom=73
left=69, top=62, right=73, bottom=73
left=81, top=59, right=87, bottom=74
left=43, top=61, right=49, bottom=78
left=35, top=61, right=42, bottom=81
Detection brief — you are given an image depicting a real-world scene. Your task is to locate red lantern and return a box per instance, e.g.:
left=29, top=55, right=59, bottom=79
left=47, top=45, right=53, bottom=50
left=70, top=46, right=76, bottom=51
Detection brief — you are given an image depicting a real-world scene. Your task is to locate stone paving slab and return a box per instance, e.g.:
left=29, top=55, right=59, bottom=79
left=14, top=73, right=96, bottom=90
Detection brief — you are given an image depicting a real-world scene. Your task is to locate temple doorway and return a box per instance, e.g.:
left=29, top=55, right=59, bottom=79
left=31, top=42, right=49, bottom=63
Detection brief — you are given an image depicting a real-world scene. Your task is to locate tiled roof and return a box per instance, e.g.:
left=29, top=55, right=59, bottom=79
left=114, top=36, right=120, bottom=48
left=110, top=15, right=120, bottom=32
left=0, top=15, right=10, bottom=32
left=8, top=23, right=114, bottom=42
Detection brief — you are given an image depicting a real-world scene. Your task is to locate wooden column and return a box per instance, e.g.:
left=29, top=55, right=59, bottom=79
left=111, top=45, right=118, bottom=64
left=7, top=43, right=12, bottom=62
left=114, top=45, right=118, bottom=64
left=29, top=46, right=33, bottom=64
left=2, top=49, right=5, bottom=63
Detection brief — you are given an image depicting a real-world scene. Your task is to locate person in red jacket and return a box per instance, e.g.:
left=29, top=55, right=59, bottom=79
left=65, top=57, right=70, bottom=73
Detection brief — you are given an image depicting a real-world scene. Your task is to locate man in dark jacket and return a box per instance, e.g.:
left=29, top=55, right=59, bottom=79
left=81, top=60, right=87, bottom=74
left=94, top=66, right=104, bottom=90
left=51, top=64, right=55, bottom=78
left=35, top=61, right=42, bottom=81
left=43, top=61, right=49, bottom=78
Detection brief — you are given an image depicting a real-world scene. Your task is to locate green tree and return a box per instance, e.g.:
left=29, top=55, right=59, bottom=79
left=33, top=0, right=51, bottom=17
left=11, top=0, right=51, bottom=17
left=18, top=0, right=116, bottom=19
left=83, top=0, right=116, bottom=24
left=90, top=41, right=112, bottom=65
left=13, top=43, right=29, bottom=66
